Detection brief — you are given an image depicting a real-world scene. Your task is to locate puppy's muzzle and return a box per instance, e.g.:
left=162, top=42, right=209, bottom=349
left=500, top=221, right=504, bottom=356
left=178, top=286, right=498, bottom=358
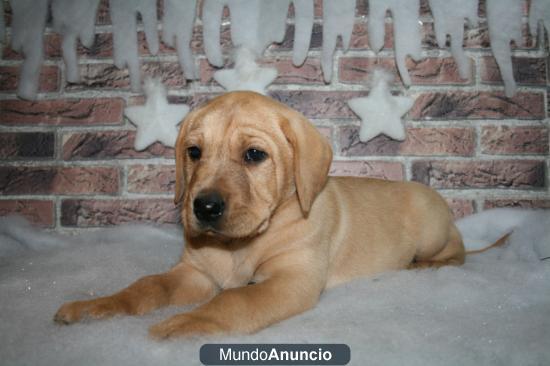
left=193, top=191, right=225, bottom=225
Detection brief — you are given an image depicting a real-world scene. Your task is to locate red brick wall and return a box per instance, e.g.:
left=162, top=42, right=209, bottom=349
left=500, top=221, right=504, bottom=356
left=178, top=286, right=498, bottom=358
left=0, top=0, right=549, bottom=231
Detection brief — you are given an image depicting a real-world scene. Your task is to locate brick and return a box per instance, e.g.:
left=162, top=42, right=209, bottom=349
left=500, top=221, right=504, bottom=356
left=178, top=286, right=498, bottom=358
left=62, top=131, right=175, bottom=160
left=127, top=165, right=176, bottom=194
left=3, top=1, right=12, bottom=26
left=483, top=199, right=550, bottom=210
left=191, top=23, right=234, bottom=55
left=444, top=198, right=475, bottom=219
left=351, top=21, right=452, bottom=51
left=0, top=132, right=55, bottom=159
left=339, top=57, right=472, bottom=85
left=329, top=161, right=404, bottom=181
left=349, top=22, right=393, bottom=50
left=463, top=22, right=535, bottom=49
left=270, top=91, right=365, bottom=119
left=268, top=58, right=324, bottom=84
left=130, top=93, right=211, bottom=111
left=184, top=93, right=219, bottom=109
left=68, top=63, right=129, bottom=90
left=481, top=126, right=549, bottom=155
left=340, top=127, right=475, bottom=157
left=0, top=65, right=59, bottom=92
left=67, top=62, right=187, bottom=90
left=75, top=31, right=182, bottom=59
left=128, top=94, right=195, bottom=107
left=94, top=0, right=164, bottom=28
left=77, top=33, right=114, bottom=59
left=96, top=0, right=110, bottom=25
left=0, top=166, right=119, bottom=195
left=273, top=23, right=323, bottom=52
left=411, top=160, right=546, bottom=189
left=0, top=200, right=55, bottom=228
left=317, top=127, right=333, bottom=141
left=2, top=34, right=62, bottom=60
left=0, top=98, right=124, bottom=125
left=138, top=31, right=177, bottom=56
left=200, top=58, right=324, bottom=86
left=480, top=57, right=547, bottom=85
left=61, top=199, right=179, bottom=227
left=141, top=61, right=188, bottom=87
left=421, top=22, right=439, bottom=49
left=463, top=24, right=491, bottom=49
left=409, top=92, right=544, bottom=120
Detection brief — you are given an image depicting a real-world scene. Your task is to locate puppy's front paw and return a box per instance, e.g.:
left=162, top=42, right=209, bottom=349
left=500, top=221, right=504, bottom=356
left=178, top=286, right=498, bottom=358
left=149, top=314, right=224, bottom=339
left=54, top=297, right=127, bottom=324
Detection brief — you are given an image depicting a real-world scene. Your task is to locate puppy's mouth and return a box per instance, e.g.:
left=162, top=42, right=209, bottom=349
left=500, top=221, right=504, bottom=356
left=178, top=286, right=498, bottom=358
left=187, top=216, right=270, bottom=241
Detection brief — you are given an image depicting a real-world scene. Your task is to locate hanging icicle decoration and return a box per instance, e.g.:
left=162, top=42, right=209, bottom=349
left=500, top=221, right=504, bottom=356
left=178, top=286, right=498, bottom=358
left=202, top=0, right=290, bottom=67
left=110, top=0, right=159, bottom=92
left=321, top=0, right=355, bottom=83
left=162, top=0, right=198, bottom=80
left=428, top=0, right=478, bottom=80
left=0, top=1, right=5, bottom=43
left=529, top=0, right=550, bottom=40
left=486, top=0, right=522, bottom=97
left=52, top=0, right=101, bottom=83
left=9, top=0, right=49, bottom=100
left=202, top=0, right=226, bottom=67
left=291, top=0, right=314, bottom=67
left=368, top=0, right=422, bottom=86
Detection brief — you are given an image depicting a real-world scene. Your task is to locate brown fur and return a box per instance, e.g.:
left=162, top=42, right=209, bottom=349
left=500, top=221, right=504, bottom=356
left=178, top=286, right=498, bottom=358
left=54, top=91, right=465, bottom=338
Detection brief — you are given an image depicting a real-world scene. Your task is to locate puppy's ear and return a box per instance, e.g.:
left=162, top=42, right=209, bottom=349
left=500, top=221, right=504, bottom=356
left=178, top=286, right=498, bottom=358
left=280, top=112, right=333, bottom=217
left=174, top=122, right=187, bottom=205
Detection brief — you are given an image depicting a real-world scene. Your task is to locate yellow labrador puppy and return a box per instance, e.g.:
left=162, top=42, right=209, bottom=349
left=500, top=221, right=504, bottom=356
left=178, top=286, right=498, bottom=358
left=54, top=91, right=465, bottom=338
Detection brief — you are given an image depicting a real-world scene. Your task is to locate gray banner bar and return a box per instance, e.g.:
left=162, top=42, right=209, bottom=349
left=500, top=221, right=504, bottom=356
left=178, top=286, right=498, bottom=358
left=200, top=344, right=350, bottom=365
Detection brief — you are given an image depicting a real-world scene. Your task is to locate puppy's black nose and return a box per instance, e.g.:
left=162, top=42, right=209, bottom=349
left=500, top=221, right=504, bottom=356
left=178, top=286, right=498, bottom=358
left=193, top=192, right=225, bottom=224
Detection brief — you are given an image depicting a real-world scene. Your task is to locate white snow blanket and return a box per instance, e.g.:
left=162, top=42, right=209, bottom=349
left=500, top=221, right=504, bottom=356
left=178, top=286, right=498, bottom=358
left=1, top=209, right=549, bottom=366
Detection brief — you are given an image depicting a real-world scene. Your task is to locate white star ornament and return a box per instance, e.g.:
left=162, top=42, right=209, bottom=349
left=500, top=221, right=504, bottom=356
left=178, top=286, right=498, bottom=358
left=124, top=78, right=189, bottom=151
left=348, top=70, right=414, bottom=143
left=213, top=47, right=277, bottom=95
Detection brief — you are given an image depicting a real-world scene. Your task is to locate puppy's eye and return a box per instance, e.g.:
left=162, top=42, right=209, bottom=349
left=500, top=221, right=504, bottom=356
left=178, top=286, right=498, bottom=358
left=244, top=148, right=268, bottom=164
left=187, top=146, right=201, bottom=161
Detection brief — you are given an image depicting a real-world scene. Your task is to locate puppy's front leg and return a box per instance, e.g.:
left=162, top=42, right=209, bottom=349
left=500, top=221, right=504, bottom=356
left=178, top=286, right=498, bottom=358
left=149, top=255, right=326, bottom=339
left=54, top=260, right=216, bottom=324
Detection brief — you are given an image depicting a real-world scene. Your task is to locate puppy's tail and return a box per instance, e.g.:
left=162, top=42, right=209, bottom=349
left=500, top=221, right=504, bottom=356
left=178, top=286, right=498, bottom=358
left=455, top=209, right=533, bottom=254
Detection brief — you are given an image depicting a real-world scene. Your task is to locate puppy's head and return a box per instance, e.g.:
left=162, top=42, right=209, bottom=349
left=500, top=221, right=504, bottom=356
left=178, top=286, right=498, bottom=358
left=174, top=91, right=332, bottom=240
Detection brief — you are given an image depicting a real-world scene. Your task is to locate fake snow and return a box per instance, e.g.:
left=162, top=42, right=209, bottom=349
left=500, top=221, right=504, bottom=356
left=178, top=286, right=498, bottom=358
left=110, top=0, right=159, bottom=92
left=487, top=0, right=522, bottom=97
left=428, top=0, right=478, bottom=80
left=52, top=0, right=101, bottom=83
left=0, top=209, right=549, bottom=365
left=368, top=0, right=423, bottom=86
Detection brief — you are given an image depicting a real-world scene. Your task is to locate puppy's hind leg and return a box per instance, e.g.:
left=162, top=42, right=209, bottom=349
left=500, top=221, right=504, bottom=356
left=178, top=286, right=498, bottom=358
left=408, top=224, right=465, bottom=270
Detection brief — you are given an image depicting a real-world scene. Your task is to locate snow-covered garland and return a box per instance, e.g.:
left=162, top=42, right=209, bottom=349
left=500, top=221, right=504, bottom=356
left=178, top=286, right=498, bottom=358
left=1, top=0, right=549, bottom=148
